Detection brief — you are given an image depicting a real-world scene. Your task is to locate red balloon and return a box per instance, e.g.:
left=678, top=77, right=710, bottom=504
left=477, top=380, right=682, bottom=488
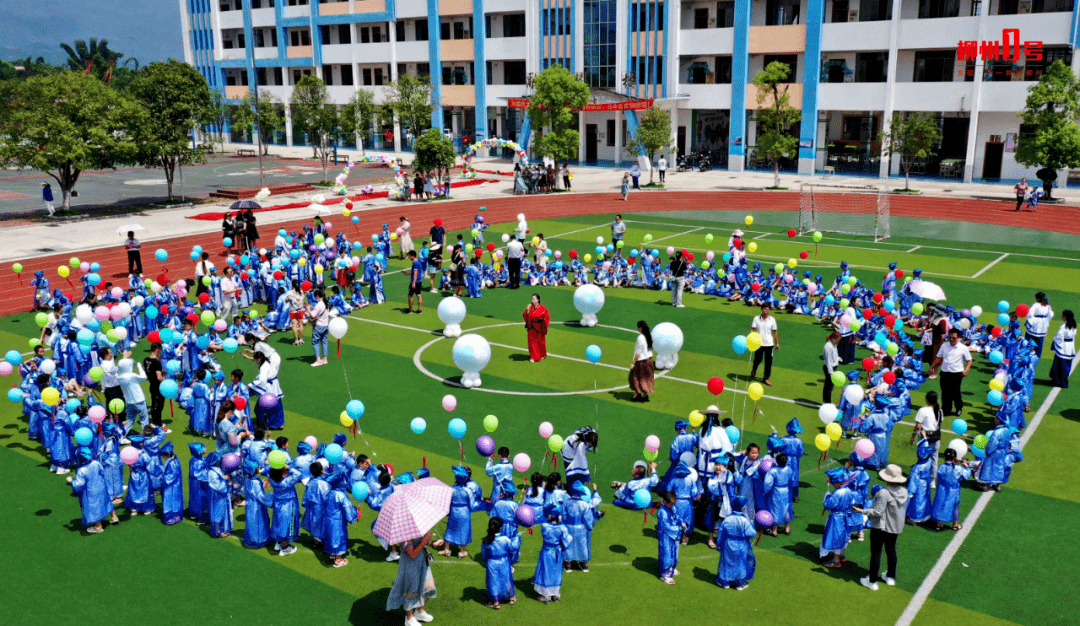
left=628, top=257, right=635, bottom=264
left=159, top=306, right=169, bottom=316
left=991, top=326, right=1002, bottom=337
left=273, top=270, right=283, bottom=280
left=147, top=331, right=161, bottom=343
left=345, top=202, right=354, bottom=210
left=885, top=315, right=897, bottom=328
left=895, top=269, right=904, bottom=279
left=862, top=309, right=874, bottom=320
left=862, top=357, right=876, bottom=371
left=240, top=271, right=250, bottom=280
left=799, top=251, right=808, bottom=260
left=233, top=397, right=247, bottom=411
left=569, top=249, right=578, bottom=259
left=198, top=293, right=210, bottom=304
left=301, top=280, right=312, bottom=291
left=751, top=282, right=761, bottom=292
left=872, top=293, right=884, bottom=304
left=787, top=229, right=797, bottom=238
left=487, top=243, right=496, bottom=252
left=1016, top=303, right=1030, bottom=317
left=434, top=218, right=442, bottom=227
left=186, top=313, right=198, bottom=324
left=707, top=377, right=725, bottom=395
left=681, top=248, right=689, bottom=256
left=686, top=253, right=695, bottom=261
left=474, top=249, right=483, bottom=258
left=733, top=238, right=742, bottom=249
left=882, top=371, right=896, bottom=384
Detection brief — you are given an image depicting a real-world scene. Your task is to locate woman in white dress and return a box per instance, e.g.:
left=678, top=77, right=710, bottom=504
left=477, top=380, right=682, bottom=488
left=1050, top=309, right=1076, bottom=388
left=398, top=216, right=415, bottom=258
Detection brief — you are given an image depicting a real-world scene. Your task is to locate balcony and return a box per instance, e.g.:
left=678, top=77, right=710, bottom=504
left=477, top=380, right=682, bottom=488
left=283, top=4, right=311, bottom=18
left=287, top=45, right=313, bottom=58
left=225, top=85, right=250, bottom=100
left=486, top=0, right=526, bottom=11
left=485, top=84, right=527, bottom=105
left=485, top=37, right=526, bottom=60
left=896, top=16, right=977, bottom=50
left=441, top=85, right=476, bottom=106
left=817, top=82, right=888, bottom=110
left=351, top=0, right=387, bottom=13
left=397, top=40, right=431, bottom=62
left=677, top=83, right=734, bottom=108
left=251, top=8, right=277, bottom=26
left=254, top=47, right=279, bottom=59
left=821, top=20, right=891, bottom=52
left=221, top=47, right=247, bottom=61
left=678, top=28, right=735, bottom=55
left=892, top=82, right=973, bottom=111
left=747, top=82, right=803, bottom=109
left=396, top=0, right=427, bottom=17
left=979, top=81, right=1033, bottom=112
left=439, top=0, right=473, bottom=15
left=748, top=25, right=805, bottom=54
left=440, top=39, right=474, bottom=61
left=218, top=10, right=244, bottom=29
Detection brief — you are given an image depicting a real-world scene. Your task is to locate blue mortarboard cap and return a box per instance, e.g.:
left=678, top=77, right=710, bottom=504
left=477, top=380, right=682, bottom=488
left=188, top=442, right=206, bottom=456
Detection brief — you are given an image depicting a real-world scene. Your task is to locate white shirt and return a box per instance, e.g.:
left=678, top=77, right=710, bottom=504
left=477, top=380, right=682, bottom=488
left=1025, top=302, right=1053, bottom=337
left=101, top=359, right=119, bottom=389
left=935, top=341, right=971, bottom=373
left=118, top=359, right=147, bottom=404
left=657, top=158, right=667, bottom=171
left=507, top=240, right=525, bottom=260
left=634, top=334, right=653, bottom=361
left=195, top=260, right=215, bottom=277
left=514, top=222, right=528, bottom=240
left=915, top=406, right=940, bottom=433
left=751, top=315, right=778, bottom=347
left=1053, top=324, right=1076, bottom=359
left=253, top=341, right=281, bottom=378
left=823, top=340, right=840, bottom=372
left=310, top=301, right=330, bottom=327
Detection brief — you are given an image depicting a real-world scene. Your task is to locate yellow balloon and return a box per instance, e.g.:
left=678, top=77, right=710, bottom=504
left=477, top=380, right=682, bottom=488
left=689, top=410, right=705, bottom=428
left=340, top=412, right=354, bottom=428
left=744, top=215, right=754, bottom=226
left=390, top=233, right=398, bottom=240
left=747, top=382, right=764, bottom=402
left=746, top=332, right=763, bottom=352
left=314, top=264, right=324, bottom=275
left=788, top=258, right=798, bottom=269
left=826, top=422, right=842, bottom=441
left=57, top=266, right=70, bottom=278
left=532, top=236, right=540, bottom=246
left=584, top=254, right=592, bottom=263
left=298, top=257, right=307, bottom=267
left=748, top=242, right=758, bottom=253
left=42, top=387, right=60, bottom=406
left=815, top=433, right=831, bottom=452
left=989, top=379, right=1005, bottom=392
left=342, top=208, right=351, bottom=217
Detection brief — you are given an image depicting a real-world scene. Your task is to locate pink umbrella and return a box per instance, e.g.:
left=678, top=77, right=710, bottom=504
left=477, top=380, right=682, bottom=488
left=909, top=280, right=946, bottom=301
left=372, top=477, right=453, bottom=545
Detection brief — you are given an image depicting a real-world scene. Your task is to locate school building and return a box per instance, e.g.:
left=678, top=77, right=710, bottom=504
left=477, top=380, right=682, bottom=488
left=180, top=0, right=1080, bottom=183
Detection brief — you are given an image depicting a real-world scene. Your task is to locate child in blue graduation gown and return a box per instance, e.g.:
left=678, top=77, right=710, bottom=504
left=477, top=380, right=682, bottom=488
left=207, top=453, right=235, bottom=537
left=858, top=395, right=902, bottom=470
left=159, top=442, right=185, bottom=525
left=715, top=496, right=757, bottom=590
left=480, top=517, right=521, bottom=609
left=323, top=487, right=358, bottom=567
left=101, top=423, right=125, bottom=503
left=485, top=448, right=514, bottom=501
left=560, top=481, right=601, bottom=572
left=976, top=417, right=1011, bottom=490
left=269, top=466, right=303, bottom=555
left=763, top=452, right=793, bottom=536
left=124, top=435, right=156, bottom=515
left=906, top=439, right=935, bottom=524
left=242, top=459, right=273, bottom=548
left=490, top=485, right=520, bottom=565
left=68, top=453, right=120, bottom=533
left=820, top=471, right=856, bottom=567
left=301, top=461, right=331, bottom=548
left=534, top=503, right=572, bottom=603
left=931, top=448, right=972, bottom=530
left=657, top=491, right=686, bottom=584
left=769, top=418, right=805, bottom=501
left=442, top=465, right=486, bottom=558
left=667, top=459, right=700, bottom=544
left=187, top=443, right=209, bottom=523
left=612, top=460, right=660, bottom=509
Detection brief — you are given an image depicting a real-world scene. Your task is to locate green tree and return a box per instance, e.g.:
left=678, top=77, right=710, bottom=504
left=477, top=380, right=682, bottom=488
left=413, top=128, right=456, bottom=173
left=0, top=72, right=142, bottom=211
left=232, top=90, right=285, bottom=156
left=59, top=38, right=124, bottom=79
left=1015, top=60, right=1080, bottom=199
left=382, top=74, right=433, bottom=143
left=752, top=61, right=801, bottom=188
left=626, top=107, right=672, bottom=184
left=200, top=89, right=231, bottom=148
left=877, top=112, right=941, bottom=191
left=129, top=60, right=214, bottom=201
left=340, top=89, right=378, bottom=154
left=290, top=74, right=341, bottom=181
left=526, top=64, right=590, bottom=162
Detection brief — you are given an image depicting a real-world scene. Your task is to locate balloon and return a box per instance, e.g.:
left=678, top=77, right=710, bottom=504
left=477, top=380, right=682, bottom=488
left=222, top=452, right=241, bottom=472
left=233, top=397, right=247, bottom=411
left=160, top=379, right=180, bottom=400
left=351, top=481, right=370, bottom=501
left=483, top=415, right=499, bottom=432
left=952, top=418, right=968, bottom=435
left=971, top=305, right=983, bottom=318
left=707, top=377, right=725, bottom=395
left=819, top=403, right=839, bottom=424
left=0, top=362, right=10, bottom=376
left=826, top=422, right=842, bottom=441
left=948, top=438, right=968, bottom=458
left=73, top=427, right=94, bottom=446
left=831, top=371, right=846, bottom=387
left=987, top=389, right=1004, bottom=406
left=883, top=371, right=896, bottom=385
left=862, top=357, right=875, bottom=371
left=732, top=335, right=748, bottom=355
left=989, top=350, right=1004, bottom=364
left=41, top=387, right=60, bottom=406
left=645, top=435, right=661, bottom=453
left=6, top=388, right=22, bottom=403
left=745, top=332, right=763, bottom=353
left=108, top=399, right=125, bottom=414
left=989, top=378, right=1005, bottom=392
left=448, top=417, right=467, bottom=439
left=812, top=231, right=823, bottom=242
left=547, top=434, right=564, bottom=453
left=747, top=382, right=763, bottom=402
left=120, top=446, right=140, bottom=465
left=258, top=392, right=278, bottom=408
left=725, top=425, right=740, bottom=444
left=814, top=433, right=831, bottom=452
left=844, top=384, right=865, bottom=406
left=688, top=410, right=705, bottom=429
left=265, top=449, right=287, bottom=470
left=585, top=344, right=602, bottom=363
left=220, top=338, right=237, bottom=354
left=996, top=300, right=1010, bottom=313
left=324, top=443, right=344, bottom=464
left=911, top=302, right=924, bottom=316
left=442, top=395, right=457, bottom=411
left=633, top=489, right=652, bottom=508
left=155, top=249, right=168, bottom=262
left=515, top=503, right=536, bottom=528
left=755, top=510, right=774, bottom=529
left=513, top=453, right=531, bottom=473
left=411, top=417, right=427, bottom=434
left=475, top=435, right=495, bottom=456
left=346, top=399, right=365, bottom=420
left=340, top=412, right=354, bottom=428
left=854, top=438, right=875, bottom=459
left=643, top=447, right=659, bottom=462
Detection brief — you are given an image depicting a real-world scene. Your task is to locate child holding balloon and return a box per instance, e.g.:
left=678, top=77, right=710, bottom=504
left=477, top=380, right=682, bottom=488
left=657, top=491, right=686, bottom=584
left=931, top=448, right=971, bottom=530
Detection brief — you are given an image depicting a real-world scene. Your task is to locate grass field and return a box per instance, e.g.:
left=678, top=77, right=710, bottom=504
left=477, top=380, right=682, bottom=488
left=1, top=209, right=1078, bottom=626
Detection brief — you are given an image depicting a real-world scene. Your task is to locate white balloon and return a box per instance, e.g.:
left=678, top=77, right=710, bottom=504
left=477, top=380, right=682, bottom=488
left=970, top=305, right=983, bottom=318
left=151, top=282, right=162, bottom=293
left=114, top=327, right=128, bottom=341
left=818, top=403, right=839, bottom=424
left=437, top=296, right=467, bottom=325
left=501, top=233, right=511, bottom=243
left=573, top=285, right=606, bottom=315
left=652, top=322, right=684, bottom=356
left=843, top=384, right=865, bottom=406
left=131, top=296, right=145, bottom=308
left=118, top=303, right=132, bottom=318
left=452, top=334, right=492, bottom=374
left=328, top=317, right=349, bottom=339
left=75, top=304, right=93, bottom=326
left=947, top=438, right=968, bottom=458
left=39, top=359, right=56, bottom=375
left=596, top=236, right=605, bottom=245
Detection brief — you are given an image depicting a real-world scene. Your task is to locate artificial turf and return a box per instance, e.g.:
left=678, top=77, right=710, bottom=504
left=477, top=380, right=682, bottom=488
left=0, top=210, right=1076, bottom=625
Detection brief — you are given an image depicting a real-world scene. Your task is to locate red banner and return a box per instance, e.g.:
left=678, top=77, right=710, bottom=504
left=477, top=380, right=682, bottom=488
left=507, top=98, right=654, bottom=112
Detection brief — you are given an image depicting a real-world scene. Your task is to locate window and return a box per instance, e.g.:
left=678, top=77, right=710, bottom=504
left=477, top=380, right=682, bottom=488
left=1026, top=46, right=1072, bottom=80
left=607, top=119, right=616, bottom=146
left=634, top=56, right=664, bottom=83
left=714, top=56, right=732, bottom=83
left=418, top=62, right=430, bottom=76
left=340, top=64, right=353, bottom=85
left=999, top=0, right=1070, bottom=12
left=717, top=1, right=735, bottom=26
left=543, top=8, right=571, bottom=35
left=416, top=19, right=428, bottom=41
left=360, top=27, right=371, bottom=43
left=694, top=8, right=709, bottom=28
left=374, top=67, right=384, bottom=85
left=504, top=13, right=526, bottom=37
left=441, top=22, right=450, bottom=40
left=859, top=0, right=892, bottom=20
left=504, top=60, right=527, bottom=84
left=841, top=115, right=878, bottom=141
left=290, top=29, right=310, bottom=46
left=763, top=54, right=797, bottom=79
left=830, top=0, right=849, bottom=21
left=338, top=24, right=352, bottom=44
left=583, top=0, right=617, bottom=88
left=913, top=50, right=954, bottom=82
left=273, top=67, right=283, bottom=85
left=256, top=68, right=267, bottom=85
left=765, top=0, right=800, bottom=25
left=363, top=68, right=373, bottom=86
left=855, top=51, right=887, bottom=82
left=918, top=0, right=959, bottom=17
left=322, top=65, right=334, bottom=85
left=372, top=26, right=382, bottom=42
left=631, top=2, right=664, bottom=31
left=985, top=59, right=1017, bottom=82
left=486, top=61, right=493, bottom=84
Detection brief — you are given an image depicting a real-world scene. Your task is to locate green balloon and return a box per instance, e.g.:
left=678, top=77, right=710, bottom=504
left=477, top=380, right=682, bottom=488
left=28, top=338, right=41, bottom=349
left=774, top=263, right=784, bottom=273
left=483, top=415, right=499, bottom=432
left=840, top=298, right=850, bottom=309
left=69, top=257, right=80, bottom=268
left=314, top=234, right=325, bottom=245
left=974, top=435, right=989, bottom=449
left=616, top=240, right=625, bottom=248
left=106, top=329, right=119, bottom=343
left=108, top=398, right=125, bottom=414
left=701, top=261, right=710, bottom=270
left=849, top=320, right=862, bottom=332
left=704, top=233, right=714, bottom=244
left=35, top=312, right=49, bottom=328
left=144, top=279, right=153, bottom=289
left=202, top=276, right=211, bottom=286
left=848, top=276, right=857, bottom=286
left=471, top=228, right=480, bottom=238
left=813, top=231, right=823, bottom=242
left=89, top=366, right=104, bottom=382
left=841, top=283, right=851, bottom=294
left=911, top=302, right=924, bottom=316
left=831, top=370, right=847, bottom=386
left=904, top=276, right=913, bottom=283
left=268, top=449, right=288, bottom=469
left=643, top=447, right=659, bottom=462
left=643, top=234, right=653, bottom=243
left=547, top=434, right=564, bottom=454
left=886, top=342, right=899, bottom=356
left=200, top=311, right=216, bottom=326
left=12, top=263, right=23, bottom=273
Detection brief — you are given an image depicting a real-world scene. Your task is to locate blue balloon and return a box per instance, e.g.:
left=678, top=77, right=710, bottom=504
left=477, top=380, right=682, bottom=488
left=346, top=399, right=365, bottom=420
left=997, top=300, right=1010, bottom=313
left=226, top=256, right=235, bottom=266
left=732, top=335, right=748, bottom=355
left=279, top=229, right=287, bottom=237
left=376, top=253, right=385, bottom=263
left=4, top=350, right=21, bottom=365
left=883, top=300, right=895, bottom=312
left=193, top=246, right=203, bottom=254
left=171, top=332, right=184, bottom=345
left=352, top=216, right=359, bottom=224
left=77, top=329, right=95, bottom=346
left=595, top=246, right=604, bottom=255
left=272, top=259, right=282, bottom=270
left=989, top=350, right=1004, bottom=364
left=545, top=249, right=552, bottom=257
left=222, top=338, right=238, bottom=353
left=324, top=443, right=344, bottom=464
left=987, top=389, right=1004, bottom=406
left=952, top=418, right=968, bottom=435
left=722, top=252, right=732, bottom=263
left=371, top=234, right=379, bottom=242
left=290, top=249, right=300, bottom=260
left=160, top=379, right=179, bottom=400
left=155, top=249, right=168, bottom=262
left=971, top=445, right=985, bottom=458
left=632, top=489, right=651, bottom=508
left=286, top=236, right=293, bottom=244
left=351, top=242, right=362, bottom=251
left=351, top=481, right=370, bottom=501
left=997, top=313, right=1009, bottom=326
left=65, top=398, right=81, bottom=413
left=874, top=333, right=888, bottom=347
left=196, top=335, right=210, bottom=350
left=448, top=417, right=467, bottom=440
left=7, top=388, right=22, bottom=403
left=606, top=244, right=614, bottom=252
left=87, top=319, right=101, bottom=332
left=411, top=417, right=427, bottom=434
left=165, top=360, right=181, bottom=375
left=159, top=328, right=174, bottom=343
left=223, top=237, right=233, bottom=247
left=79, top=343, right=92, bottom=355
left=585, top=344, right=602, bottom=363
left=893, top=319, right=904, bottom=331
left=145, top=305, right=159, bottom=319
left=241, top=255, right=250, bottom=266
left=190, top=250, right=201, bottom=261
left=87, top=273, right=101, bottom=286
left=824, top=295, right=835, bottom=305
left=725, top=425, right=740, bottom=444
left=74, top=427, right=94, bottom=446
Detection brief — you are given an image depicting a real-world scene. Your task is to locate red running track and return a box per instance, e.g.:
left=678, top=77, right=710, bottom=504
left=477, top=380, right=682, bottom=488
left=5, top=190, right=1078, bottom=316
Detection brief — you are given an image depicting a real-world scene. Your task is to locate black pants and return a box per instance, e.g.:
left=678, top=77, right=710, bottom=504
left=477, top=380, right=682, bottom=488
left=659, top=170, right=665, bottom=183
left=508, top=258, right=522, bottom=288
left=149, top=391, right=165, bottom=426
left=127, top=251, right=143, bottom=275
left=868, top=528, right=898, bottom=583
left=751, top=346, right=774, bottom=381
left=1015, top=193, right=1025, bottom=210
left=939, top=371, right=965, bottom=416
left=823, top=365, right=834, bottom=404
left=104, top=385, right=123, bottom=409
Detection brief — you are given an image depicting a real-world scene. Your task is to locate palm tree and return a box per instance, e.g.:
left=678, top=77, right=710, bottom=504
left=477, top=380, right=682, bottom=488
left=59, top=38, right=124, bottom=77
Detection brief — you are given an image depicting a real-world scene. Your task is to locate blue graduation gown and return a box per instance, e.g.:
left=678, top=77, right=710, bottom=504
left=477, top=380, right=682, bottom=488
left=906, top=457, right=934, bottom=523
left=560, top=493, right=600, bottom=562
left=208, top=467, right=234, bottom=536
left=101, top=437, right=124, bottom=499
left=190, top=382, right=211, bottom=435
left=242, top=476, right=273, bottom=548
left=822, top=487, right=855, bottom=553
left=161, top=457, right=185, bottom=524
left=657, top=505, right=683, bottom=578
left=734, top=455, right=760, bottom=519
left=613, top=472, right=660, bottom=509
left=931, top=463, right=971, bottom=524
left=485, top=459, right=514, bottom=501
left=669, top=473, right=700, bottom=531
left=49, top=414, right=76, bottom=468
left=847, top=468, right=870, bottom=533
left=837, top=385, right=862, bottom=431
left=71, top=460, right=114, bottom=526
left=188, top=455, right=209, bottom=522
left=977, top=425, right=1011, bottom=485
left=859, top=410, right=901, bottom=470
left=716, top=513, right=757, bottom=586
left=125, top=452, right=156, bottom=513
left=270, top=469, right=302, bottom=542
left=445, top=482, right=484, bottom=546
left=482, top=535, right=521, bottom=602
left=775, top=434, right=805, bottom=496
left=322, top=489, right=358, bottom=555
left=764, top=465, right=793, bottom=525
left=301, top=477, right=330, bottom=543
left=534, top=522, right=572, bottom=594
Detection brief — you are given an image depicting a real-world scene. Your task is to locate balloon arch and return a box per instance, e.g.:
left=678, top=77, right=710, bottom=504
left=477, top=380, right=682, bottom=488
left=462, top=138, right=529, bottom=178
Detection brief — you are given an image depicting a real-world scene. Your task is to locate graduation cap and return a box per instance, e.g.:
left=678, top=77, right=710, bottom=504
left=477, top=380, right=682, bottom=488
left=729, top=495, right=748, bottom=512
left=543, top=503, right=562, bottom=519
left=332, top=433, right=348, bottom=446
left=206, top=452, right=222, bottom=467
left=243, top=458, right=259, bottom=476
left=840, top=261, right=848, bottom=268
left=674, top=462, right=693, bottom=478
left=128, top=434, right=146, bottom=448
left=76, top=447, right=93, bottom=464
left=786, top=417, right=804, bottom=435
left=451, top=465, right=471, bottom=483
left=824, top=468, right=848, bottom=485
left=188, top=442, right=206, bottom=457
left=416, top=468, right=430, bottom=480
left=674, top=419, right=689, bottom=431
left=296, top=441, right=312, bottom=455
left=916, top=438, right=934, bottom=461
left=888, top=262, right=897, bottom=270
left=160, top=442, right=175, bottom=456
left=873, top=395, right=892, bottom=409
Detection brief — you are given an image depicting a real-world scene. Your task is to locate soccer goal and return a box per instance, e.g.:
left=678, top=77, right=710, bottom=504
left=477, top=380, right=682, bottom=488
left=799, top=184, right=891, bottom=242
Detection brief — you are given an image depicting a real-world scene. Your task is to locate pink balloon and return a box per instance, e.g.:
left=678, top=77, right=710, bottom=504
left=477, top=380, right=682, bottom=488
left=784, top=274, right=794, bottom=284
left=839, top=315, right=853, bottom=327
left=94, top=306, right=110, bottom=321
left=213, top=320, right=227, bottom=332
left=513, top=452, right=531, bottom=473
left=177, top=288, right=188, bottom=298
left=539, top=421, right=554, bottom=438
left=304, top=435, right=318, bottom=449
left=88, top=405, right=107, bottom=423
left=177, top=279, right=187, bottom=289
left=80, top=262, right=90, bottom=273
left=396, top=227, right=404, bottom=235
left=111, top=287, right=123, bottom=299
left=807, top=283, right=818, bottom=295
left=855, top=437, right=876, bottom=459
left=602, top=261, right=612, bottom=271
left=706, top=251, right=715, bottom=261
left=494, top=250, right=503, bottom=259
left=645, top=435, right=661, bottom=453
left=324, top=222, right=332, bottom=231
left=120, top=446, right=140, bottom=465
left=442, top=394, right=457, bottom=412
left=666, top=246, right=675, bottom=254
left=0, top=362, right=11, bottom=376
left=110, top=307, right=124, bottom=321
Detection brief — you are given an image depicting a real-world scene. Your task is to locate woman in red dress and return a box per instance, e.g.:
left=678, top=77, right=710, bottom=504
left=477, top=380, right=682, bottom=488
left=523, top=293, right=550, bottom=362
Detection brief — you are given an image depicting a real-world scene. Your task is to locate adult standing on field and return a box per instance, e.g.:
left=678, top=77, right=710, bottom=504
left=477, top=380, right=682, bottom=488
left=507, top=236, right=524, bottom=289
left=125, top=231, right=144, bottom=275
left=822, top=331, right=840, bottom=403
left=855, top=464, right=909, bottom=591
left=657, top=155, right=667, bottom=183
left=612, top=214, right=627, bottom=246
left=750, top=304, right=779, bottom=386
left=929, top=328, right=971, bottom=417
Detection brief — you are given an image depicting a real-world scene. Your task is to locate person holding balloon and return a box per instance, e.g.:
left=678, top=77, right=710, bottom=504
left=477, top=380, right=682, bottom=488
left=853, top=464, right=909, bottom=591
left=612, top=460, right=659, bottom=509
left=823, top=331, right=841, bottom=403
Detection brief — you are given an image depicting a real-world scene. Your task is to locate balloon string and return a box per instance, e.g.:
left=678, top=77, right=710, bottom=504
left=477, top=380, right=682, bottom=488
left=755, top=530, right=763, bottom=546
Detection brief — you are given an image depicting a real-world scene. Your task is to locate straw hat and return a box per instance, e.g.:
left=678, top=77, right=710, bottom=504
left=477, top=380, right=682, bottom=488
left=702, top=405, right=727, bottom=416
left=878, top=464, right=906, bottom=484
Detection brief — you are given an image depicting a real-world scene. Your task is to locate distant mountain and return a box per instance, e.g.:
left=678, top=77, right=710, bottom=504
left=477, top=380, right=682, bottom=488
left=0, top=43, right=67, bottom=65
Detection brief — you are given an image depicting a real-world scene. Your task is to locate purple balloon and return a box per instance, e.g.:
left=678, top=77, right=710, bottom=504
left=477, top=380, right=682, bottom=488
left=515, top=503, right=536, bottom=527
left=961, top=308, right=971, bottom=318
left=755, top=510, right=774, bottom=529
left=476, top=435, right=495, bottom=457
left=478, top=216, right=485, bottom=223
left=83, top=374, right=98, bottom=387
left=221, top=452, right=241, bottom=472
left=258, top=392, right=278, bottom=409
left=995, top=368, right=1007, bottom=377
left=759, top=458, right=775, bottom=474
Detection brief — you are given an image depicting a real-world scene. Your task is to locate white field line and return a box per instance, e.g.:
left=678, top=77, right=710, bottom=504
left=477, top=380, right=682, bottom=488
left=970, top=253, right=1010, bottom=279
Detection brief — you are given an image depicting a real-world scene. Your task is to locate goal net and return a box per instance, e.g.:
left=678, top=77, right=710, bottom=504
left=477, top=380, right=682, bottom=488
left=799, top=184, right=891, bottom=241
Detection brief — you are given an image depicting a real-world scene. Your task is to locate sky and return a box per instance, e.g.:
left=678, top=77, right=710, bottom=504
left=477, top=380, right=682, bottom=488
left=1, top=0, right=184, bottom=65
